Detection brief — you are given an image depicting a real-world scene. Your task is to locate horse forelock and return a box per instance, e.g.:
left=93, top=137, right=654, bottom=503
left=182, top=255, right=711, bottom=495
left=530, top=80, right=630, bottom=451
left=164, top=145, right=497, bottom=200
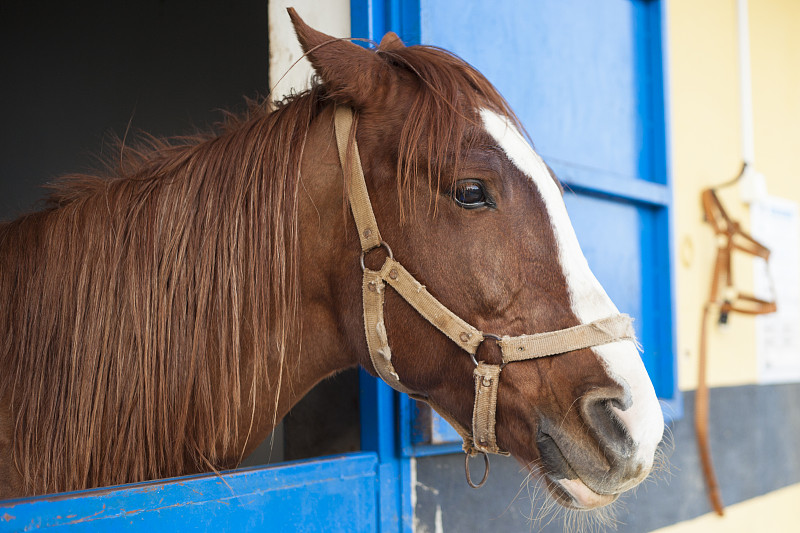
left=372, top=44, right=523, bottom=215
left=0, top=87, right=327, bottom=495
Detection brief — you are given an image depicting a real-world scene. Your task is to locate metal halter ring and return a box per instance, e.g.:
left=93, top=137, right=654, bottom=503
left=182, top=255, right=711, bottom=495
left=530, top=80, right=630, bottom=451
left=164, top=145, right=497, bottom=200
left=469, top=333, right=502, bottom=367
left=465, top=451, right=490, bottom=489
left=360, top=240, right=393, bottom=272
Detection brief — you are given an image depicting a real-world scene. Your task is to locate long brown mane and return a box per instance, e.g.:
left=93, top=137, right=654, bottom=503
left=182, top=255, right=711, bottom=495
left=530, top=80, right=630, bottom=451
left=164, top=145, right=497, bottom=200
left=0, top=41, right=517, bottom=496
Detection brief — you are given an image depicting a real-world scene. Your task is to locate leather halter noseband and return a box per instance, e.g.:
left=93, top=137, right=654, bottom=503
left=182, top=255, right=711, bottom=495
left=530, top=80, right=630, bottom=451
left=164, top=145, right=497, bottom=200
left=333, top=106, right=638, bottom=487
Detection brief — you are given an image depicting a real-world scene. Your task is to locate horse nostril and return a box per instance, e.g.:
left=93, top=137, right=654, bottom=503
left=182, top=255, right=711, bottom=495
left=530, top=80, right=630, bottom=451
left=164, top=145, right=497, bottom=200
left=581, top=386, right=635, bottom=462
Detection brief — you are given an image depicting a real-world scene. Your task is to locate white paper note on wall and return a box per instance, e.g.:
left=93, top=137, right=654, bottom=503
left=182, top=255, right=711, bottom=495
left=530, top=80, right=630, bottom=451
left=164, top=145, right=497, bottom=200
left=751, top=195, right=800, bottom=383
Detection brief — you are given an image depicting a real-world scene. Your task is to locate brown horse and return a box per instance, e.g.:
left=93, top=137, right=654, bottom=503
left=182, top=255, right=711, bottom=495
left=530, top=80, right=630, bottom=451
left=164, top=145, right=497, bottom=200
left=0, top=10, right=663, bottom=509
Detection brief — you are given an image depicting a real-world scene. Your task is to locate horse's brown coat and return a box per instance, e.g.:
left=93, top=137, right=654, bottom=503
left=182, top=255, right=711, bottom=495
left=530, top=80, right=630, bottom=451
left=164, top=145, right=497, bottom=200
left=0, top=11, right=653, bottom=506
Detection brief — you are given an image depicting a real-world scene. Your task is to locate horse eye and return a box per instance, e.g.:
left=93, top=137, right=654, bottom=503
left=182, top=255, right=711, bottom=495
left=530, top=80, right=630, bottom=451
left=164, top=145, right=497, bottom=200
left=453, top=180, right=489, bottom=209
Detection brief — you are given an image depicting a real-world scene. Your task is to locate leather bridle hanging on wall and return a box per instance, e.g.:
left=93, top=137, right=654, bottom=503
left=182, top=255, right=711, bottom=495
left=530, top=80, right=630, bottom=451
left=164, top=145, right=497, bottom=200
left=697, top=163, right=777, bottom=515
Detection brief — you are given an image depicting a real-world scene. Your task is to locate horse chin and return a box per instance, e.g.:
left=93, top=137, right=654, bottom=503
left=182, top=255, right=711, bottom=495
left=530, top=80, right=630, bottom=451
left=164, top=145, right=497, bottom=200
left=544, top=476, right=620, bottom=510
left=533, top=430, right=649, bottom=510
left=532, top=450, right=621, bottom=511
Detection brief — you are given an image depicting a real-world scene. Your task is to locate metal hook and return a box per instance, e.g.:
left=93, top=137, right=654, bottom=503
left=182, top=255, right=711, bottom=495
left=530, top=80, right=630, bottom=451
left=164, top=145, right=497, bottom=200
left=465, top=452, right=490, bottom=489
left=712, top=161, right=748, bottom=191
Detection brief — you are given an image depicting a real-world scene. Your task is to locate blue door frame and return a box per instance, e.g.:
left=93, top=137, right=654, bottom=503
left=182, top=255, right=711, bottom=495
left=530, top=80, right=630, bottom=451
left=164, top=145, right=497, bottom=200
left=1, top=2, right=677, bottom=531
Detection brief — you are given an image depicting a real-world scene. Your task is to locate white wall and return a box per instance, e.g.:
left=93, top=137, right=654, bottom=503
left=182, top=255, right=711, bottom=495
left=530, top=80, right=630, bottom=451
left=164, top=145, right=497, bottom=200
left=268, top=0, right=351, bottom=99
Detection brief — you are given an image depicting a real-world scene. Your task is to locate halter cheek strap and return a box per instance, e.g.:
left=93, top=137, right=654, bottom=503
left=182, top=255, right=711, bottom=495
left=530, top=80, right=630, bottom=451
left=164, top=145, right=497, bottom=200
left=334, top=106, right=638, bottom=484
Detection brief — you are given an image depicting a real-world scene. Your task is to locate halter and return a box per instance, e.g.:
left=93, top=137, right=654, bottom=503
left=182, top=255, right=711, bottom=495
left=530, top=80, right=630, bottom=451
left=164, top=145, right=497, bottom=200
left=701, top=187, right=776, bottom=320
left=696, top=183, right=776, bottom=515
left=333, top=106, right=638, bottom=487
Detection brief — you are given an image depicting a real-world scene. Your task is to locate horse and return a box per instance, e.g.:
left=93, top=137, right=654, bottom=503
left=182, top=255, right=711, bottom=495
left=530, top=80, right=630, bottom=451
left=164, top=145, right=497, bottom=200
left=0, top=9, right=664, bottom=510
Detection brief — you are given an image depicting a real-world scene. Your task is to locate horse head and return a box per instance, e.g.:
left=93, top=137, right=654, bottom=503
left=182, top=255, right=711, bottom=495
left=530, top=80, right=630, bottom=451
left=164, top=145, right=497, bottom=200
left=290, top=10, right=664, bottom=510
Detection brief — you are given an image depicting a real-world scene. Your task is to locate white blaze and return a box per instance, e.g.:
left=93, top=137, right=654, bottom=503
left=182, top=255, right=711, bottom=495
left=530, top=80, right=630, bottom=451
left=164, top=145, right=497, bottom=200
left=480, top=109, right=664, bottom=467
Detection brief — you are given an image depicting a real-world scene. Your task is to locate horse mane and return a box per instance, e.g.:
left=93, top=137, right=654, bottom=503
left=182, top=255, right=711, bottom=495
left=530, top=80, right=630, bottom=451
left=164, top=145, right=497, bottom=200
left=0, top=89, right=326, bottom=494
left=0, top=41, right=518, bottom=496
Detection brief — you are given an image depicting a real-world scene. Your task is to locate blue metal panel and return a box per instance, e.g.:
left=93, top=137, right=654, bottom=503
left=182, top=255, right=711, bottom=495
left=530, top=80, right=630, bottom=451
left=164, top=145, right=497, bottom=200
left=659, top=0, right=682, bottom=418
left=0, top=453, right=378, bottom=532
left=351, top=0, right=420, bottom=45
left=421, top=0, right=660, bottom=184
left=553, top=163, right=671, bottom=207
left=359, top=368, right=409, bottom=533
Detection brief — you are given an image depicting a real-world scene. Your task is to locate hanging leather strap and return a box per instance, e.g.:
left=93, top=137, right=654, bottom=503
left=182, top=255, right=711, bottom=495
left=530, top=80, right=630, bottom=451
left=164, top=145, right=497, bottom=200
left=696, top=303, right=723, bottom=515
left=697, top=185, right=777, bottom=516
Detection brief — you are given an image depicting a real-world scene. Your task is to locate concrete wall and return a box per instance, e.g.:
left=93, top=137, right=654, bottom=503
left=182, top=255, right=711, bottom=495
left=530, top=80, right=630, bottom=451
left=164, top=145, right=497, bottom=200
left=267, top=0, right=350, bottom=98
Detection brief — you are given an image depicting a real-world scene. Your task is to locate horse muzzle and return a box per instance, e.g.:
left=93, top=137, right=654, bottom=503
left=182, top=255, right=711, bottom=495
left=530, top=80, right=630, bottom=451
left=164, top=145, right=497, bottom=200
left=535, top=376, right=661, bottom=509
left=536, top=428, right=652, bottom=510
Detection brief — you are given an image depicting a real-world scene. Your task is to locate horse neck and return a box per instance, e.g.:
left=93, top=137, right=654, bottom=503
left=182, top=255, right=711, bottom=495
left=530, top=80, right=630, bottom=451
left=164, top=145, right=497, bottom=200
left=239, top=105, right=363, bottom=459
left=0, top=101, right=364, bottom=494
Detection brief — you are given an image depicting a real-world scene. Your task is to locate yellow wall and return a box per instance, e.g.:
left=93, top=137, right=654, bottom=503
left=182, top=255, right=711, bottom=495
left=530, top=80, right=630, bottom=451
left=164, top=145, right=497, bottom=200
left=665, top=1, right=800, bottom=530
left=750, top=0, right=800, bottom=202
left=669, top=0, right=754, bottom=389
left=670, top=0, right=800, bottom=390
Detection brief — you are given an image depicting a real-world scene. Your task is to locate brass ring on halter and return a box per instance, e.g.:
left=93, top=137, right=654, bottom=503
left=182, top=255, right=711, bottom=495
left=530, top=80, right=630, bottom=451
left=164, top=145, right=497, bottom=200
left=469, top=333, right=502, bottom=367
left=465, top=451, right=490, bottom=489
left=360, top=240, right=393, bottom=271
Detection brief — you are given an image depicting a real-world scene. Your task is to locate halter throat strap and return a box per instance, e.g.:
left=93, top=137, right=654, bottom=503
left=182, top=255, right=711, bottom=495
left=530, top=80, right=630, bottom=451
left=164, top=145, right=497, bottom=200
left=333, top=106, right=637, bottom=468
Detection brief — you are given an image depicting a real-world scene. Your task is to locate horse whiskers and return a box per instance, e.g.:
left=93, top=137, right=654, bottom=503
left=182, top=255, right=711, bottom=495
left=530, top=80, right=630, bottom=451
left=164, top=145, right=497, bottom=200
left=514, top=457, right=631, bottom=533
left=647, top=434, right=675, bottom=486
left=514, top=431, right=668, bottom=533
left=497, top=460, right=544, bottom=520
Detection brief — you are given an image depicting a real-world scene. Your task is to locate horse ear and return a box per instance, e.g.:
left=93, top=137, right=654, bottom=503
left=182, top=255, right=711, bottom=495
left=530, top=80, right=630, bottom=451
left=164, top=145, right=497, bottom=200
left=378, top=32, right=405, bottom=51
left=287, top=8, right=391, bottom=109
